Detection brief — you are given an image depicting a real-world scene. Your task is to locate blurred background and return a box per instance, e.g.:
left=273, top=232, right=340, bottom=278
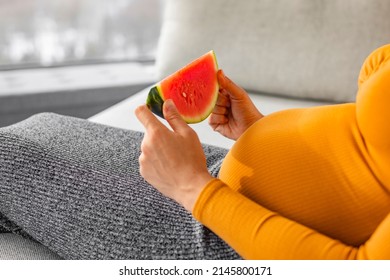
left=0, top=0, right=163, bottom=69
left=0, top=0, right=164, bottom=127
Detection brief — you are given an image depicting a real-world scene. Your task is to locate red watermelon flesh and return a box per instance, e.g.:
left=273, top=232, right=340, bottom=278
left=146, top=50, right=219, bottom=124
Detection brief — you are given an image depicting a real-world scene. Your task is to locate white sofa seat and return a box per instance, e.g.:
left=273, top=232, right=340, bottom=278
left=89, top=88, right=332, bottom=149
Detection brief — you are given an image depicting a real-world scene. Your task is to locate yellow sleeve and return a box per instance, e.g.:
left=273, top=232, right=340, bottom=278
left=193, top=179, right=390, bottom=260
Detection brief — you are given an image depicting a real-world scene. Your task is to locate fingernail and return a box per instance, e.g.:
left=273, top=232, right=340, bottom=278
left=218, top=69, right=226, bottom=83
left=164, top=99, right=175, bottom=111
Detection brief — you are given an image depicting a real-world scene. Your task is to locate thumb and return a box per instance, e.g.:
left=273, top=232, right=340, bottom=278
left=217, top=69, right=247, bottom=99
left=163, top=99, right=188, bottom=133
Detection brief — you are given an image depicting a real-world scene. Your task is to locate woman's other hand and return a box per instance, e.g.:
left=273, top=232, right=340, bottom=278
left=209, top=70, right=263, bottom=140
left=135, top=100, right=213, bottom=212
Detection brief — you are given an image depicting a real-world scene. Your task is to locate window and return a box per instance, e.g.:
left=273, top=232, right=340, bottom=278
left=0, top=0, right=164, bottom=128
left=0, top=0, right=164, bottom=70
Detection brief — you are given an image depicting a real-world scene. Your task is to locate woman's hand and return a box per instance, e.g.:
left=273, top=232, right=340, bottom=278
left=209, top=70, right=263, bottom=140
left=135, top=100, right=213, bottom=212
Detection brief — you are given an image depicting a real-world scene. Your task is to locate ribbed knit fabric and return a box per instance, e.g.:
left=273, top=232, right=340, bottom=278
left=0, top=113, right=240, bottom=260
left=193, top=45, right=390, bottom=259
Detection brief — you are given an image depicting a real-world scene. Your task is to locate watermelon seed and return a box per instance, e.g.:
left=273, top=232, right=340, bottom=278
left=182, top=92, right=187, bottom=98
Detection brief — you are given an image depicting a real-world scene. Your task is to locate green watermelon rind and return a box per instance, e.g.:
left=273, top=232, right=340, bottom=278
left=146, top=86, right=164, bottom=119
left=146, top=51, right=219, bottom=124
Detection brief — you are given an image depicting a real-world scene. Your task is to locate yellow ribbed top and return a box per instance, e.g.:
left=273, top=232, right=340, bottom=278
left=193, top=44, right=390, bottom=259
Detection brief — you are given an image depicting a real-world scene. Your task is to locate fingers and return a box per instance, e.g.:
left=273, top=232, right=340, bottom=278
left=136, top=100, right=192, bottom=138
left=209, top=113, right=228, bottom=127
left=209, top=90, right=230, bottom=131
left=217, top=69, right=247, bottom=100
left=216, top=89, right=231, bottom=107
left=163, top=99, right=191, bottom=134
left=135, top=104, right=165, bottom=131
left=210, top=90, right=230, bottom=114
left=212, top=104, right=228, bottom=116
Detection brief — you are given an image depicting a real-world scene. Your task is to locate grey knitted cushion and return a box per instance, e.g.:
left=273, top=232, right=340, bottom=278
left=0, top=113, right=240, bottom=260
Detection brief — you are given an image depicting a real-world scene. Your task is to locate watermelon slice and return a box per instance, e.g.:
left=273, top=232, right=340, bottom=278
left=146, top=50, right=219, bottom=124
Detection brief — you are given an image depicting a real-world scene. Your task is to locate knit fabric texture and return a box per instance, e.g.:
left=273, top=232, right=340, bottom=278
left=0, top=113, right=240, bottom=260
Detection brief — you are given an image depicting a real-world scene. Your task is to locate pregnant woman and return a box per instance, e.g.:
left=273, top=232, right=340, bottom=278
left=0, top=45, right=389, bottom=259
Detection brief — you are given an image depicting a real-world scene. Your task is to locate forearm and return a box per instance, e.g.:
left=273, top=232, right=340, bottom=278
left=193, top=179, right=377, bottom=260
